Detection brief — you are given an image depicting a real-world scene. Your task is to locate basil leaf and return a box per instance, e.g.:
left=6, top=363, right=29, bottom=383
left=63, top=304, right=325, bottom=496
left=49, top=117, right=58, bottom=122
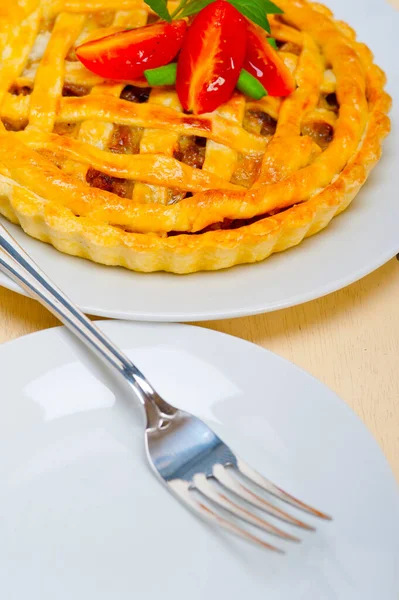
left=144, top=0, right=172, bottom=22
left=267, top=37, right=277, bottom=49
left=229, top=0, right=270, bottom=31
left=180, top=0, right=282, bottom=31
left=178, top=0, right=214, bottom=17
left=259, top=0, right=283, bottom=15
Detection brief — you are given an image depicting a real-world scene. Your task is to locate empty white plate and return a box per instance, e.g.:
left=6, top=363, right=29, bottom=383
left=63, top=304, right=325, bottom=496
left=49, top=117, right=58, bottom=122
left=0, top=321, right=398, bottom=598
left=1, top=0, right=399, bottom=321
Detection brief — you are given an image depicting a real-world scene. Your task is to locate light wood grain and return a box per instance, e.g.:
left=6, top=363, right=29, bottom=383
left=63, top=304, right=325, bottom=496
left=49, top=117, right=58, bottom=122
left=1, top=258, right=398, bottom=481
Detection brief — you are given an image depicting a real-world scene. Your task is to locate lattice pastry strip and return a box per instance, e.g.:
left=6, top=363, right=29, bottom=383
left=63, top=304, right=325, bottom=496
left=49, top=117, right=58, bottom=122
left=62, top=82, right=125, bottom=182
left=202, top=95, right=246, bottom=184
left=0, top=3, right=40, bottom=131
left=133, top=89, right=182, bottom=205
left=41, top=0, right=148, bottom=18
left=252, top=33, right=323, bottom=185
left=28, top=12, right=86, bottom=131
left=63, top=9, right=149, bottom=185
left=14, top=129, right=243, bottom=192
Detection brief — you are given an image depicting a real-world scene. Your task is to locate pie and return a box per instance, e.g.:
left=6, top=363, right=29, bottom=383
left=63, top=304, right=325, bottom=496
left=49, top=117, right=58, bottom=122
left=0, top=0, right=391, bottom=273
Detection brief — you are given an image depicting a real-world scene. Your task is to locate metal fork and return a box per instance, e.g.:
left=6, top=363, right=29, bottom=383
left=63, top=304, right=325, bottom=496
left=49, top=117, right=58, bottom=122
left=0, top=222, right=331, bottom=552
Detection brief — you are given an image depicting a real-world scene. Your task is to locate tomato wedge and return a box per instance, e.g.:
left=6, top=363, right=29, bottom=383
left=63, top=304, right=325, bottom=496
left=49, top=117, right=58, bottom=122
left=244, top=22, right=295, bottom=97
left=76, top=20, right=187, bottom=81
left=176, top=0, right=247, bottom=114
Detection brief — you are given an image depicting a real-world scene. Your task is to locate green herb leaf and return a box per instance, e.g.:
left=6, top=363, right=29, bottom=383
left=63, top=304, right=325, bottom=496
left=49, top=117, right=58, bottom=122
left=179, top=0, right=282, bottom=32
left=227, top=0, right=276, bottom=32
left=178, top=0, right=215, bottom=18
left=267, top=37, right=277, bottom=49
left=259, top=0, right=283, bottom=15
left=144, top=0, right=172, bottom=22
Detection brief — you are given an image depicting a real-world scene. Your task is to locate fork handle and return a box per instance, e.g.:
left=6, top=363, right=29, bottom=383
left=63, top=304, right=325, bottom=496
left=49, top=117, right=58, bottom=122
left=0, top=222, right=155, bottom=407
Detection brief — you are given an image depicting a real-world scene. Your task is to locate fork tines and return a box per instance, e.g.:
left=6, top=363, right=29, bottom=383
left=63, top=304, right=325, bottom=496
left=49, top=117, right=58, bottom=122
left=170, top=459, right=331, bottom=552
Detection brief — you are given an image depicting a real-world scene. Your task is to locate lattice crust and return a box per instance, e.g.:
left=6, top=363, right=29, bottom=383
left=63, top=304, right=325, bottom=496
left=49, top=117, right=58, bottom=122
left=0, top=0, right=391, bottom=273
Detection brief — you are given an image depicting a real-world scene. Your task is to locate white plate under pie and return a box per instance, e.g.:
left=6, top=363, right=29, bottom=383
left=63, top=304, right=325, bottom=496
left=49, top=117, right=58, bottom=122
left=1, top=0, right=398, bottom=321
left=0, top=320, right=397, bottom=599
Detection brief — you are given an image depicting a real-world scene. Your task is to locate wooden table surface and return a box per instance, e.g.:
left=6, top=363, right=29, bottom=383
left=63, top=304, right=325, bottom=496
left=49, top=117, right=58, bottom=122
left=0, top=256, right=398, bottom=482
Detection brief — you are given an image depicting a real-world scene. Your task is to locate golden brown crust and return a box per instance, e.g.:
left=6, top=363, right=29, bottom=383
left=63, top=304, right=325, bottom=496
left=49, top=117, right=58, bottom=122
left=0, top=0, right=391, bottom=273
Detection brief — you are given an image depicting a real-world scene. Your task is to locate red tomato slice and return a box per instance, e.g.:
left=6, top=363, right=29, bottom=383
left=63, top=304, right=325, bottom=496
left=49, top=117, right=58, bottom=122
left=76, top=20, right=187, bottom=81
left=176, top=0, right=247, bottom=114
left=244, top=22, right=295, bottom=97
